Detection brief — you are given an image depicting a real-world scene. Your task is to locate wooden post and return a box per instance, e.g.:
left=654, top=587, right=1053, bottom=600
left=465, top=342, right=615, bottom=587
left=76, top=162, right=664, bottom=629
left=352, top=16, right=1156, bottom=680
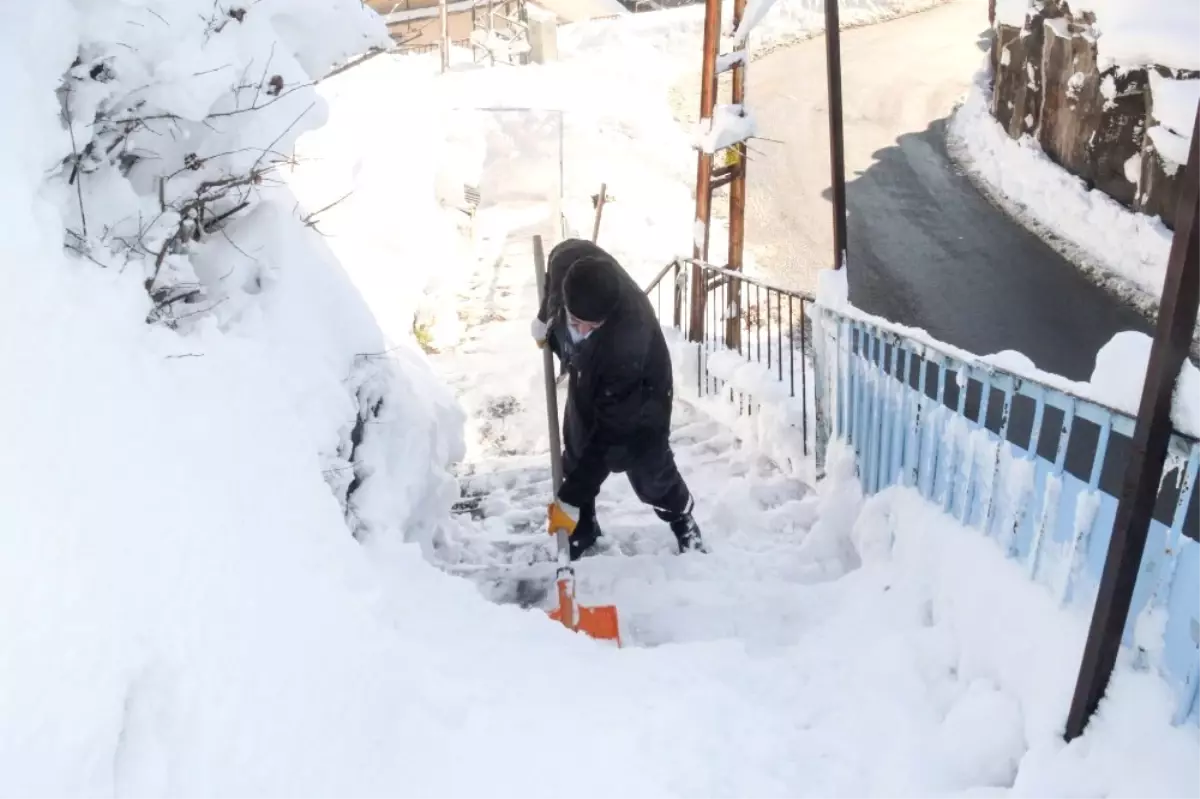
left=725, top=0, right=748, bottom=352
left=1064, top=108, right=1200, bottom=741
left=591, top=182, right=607, bottom=243
left=823, top=0, right=848, bottom=269
left=439, top=0, right=450, bottom=72
left=689, top=0, right=721, bottom=343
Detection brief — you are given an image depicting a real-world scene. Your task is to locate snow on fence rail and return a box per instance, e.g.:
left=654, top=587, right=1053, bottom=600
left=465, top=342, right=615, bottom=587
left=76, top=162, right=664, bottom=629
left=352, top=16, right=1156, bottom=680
left=645, top=258, right=818, bottom=474
left=646, top=259, right=1199, bottom=727
left=814, top=304, right=1200, bottom=727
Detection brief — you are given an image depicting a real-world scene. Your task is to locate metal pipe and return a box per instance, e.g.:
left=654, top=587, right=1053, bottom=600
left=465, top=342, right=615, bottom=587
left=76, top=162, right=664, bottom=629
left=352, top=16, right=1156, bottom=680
left=776, top=291, right=783, bottom=383
left=756, top=284, right=762, bottom=362
left=823, top=0, right=848, bottom=270
left=1065, top=109, right=1199, bottom=741
left=678, top=258, right=816, bottom=300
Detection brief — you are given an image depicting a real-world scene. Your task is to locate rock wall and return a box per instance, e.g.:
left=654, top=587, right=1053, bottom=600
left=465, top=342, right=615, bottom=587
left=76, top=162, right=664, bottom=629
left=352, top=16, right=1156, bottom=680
left=990, top=2, right=1197, bottom=230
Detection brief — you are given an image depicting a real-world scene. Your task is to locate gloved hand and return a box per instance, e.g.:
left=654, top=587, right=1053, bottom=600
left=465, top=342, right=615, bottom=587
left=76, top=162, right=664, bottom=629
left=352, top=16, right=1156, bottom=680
left=531, top=317, right=549, bottom=348
left=546, top=499, right=580, bottom=536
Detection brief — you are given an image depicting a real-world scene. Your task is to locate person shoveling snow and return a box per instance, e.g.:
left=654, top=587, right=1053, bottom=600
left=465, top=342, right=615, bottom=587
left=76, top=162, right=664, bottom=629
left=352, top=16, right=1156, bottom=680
left=532, top=239, right=707, bottom=560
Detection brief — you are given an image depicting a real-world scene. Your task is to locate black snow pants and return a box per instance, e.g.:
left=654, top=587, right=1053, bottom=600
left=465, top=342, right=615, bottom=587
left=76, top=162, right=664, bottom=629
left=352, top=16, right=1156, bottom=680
left=561, top=404, right=693, bottom=541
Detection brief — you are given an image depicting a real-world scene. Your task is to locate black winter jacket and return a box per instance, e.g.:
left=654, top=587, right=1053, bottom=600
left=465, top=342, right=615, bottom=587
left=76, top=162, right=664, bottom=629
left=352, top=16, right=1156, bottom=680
left=537, top=239, right=674, bottom=507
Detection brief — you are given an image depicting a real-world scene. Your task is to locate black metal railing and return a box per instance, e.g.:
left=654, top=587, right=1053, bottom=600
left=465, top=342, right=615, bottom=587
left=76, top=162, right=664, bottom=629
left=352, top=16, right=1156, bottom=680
left=645, top=258, right=817, bottom=455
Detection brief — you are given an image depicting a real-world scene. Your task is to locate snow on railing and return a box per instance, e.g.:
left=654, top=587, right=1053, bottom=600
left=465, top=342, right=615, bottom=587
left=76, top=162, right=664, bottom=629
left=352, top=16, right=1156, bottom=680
left=644, top=258, right=817, bottom=476
left=814, top=300, right=1200, bottom=727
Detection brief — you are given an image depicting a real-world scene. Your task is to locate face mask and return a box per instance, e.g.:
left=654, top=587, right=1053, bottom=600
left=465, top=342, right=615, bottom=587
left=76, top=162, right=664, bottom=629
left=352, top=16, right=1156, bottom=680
left=567, top=324, right=592, bottom=344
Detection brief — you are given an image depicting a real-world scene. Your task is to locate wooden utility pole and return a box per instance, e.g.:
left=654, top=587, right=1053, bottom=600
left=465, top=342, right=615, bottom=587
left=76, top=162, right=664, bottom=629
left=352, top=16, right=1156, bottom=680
left=1064, top=108, right=1200, bottom=741
left=823, top=0, right=848, bottom=269
left=689, top=0, right=722, bottom=342
left=689, top=0, right=750, bottom=344
left=725, top=0, right=748, bottom=352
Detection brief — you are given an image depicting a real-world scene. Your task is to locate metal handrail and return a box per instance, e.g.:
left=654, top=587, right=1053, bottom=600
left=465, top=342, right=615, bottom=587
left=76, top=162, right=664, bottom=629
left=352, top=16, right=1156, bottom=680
left=642, top=258, right=679, bottom=295
left=644, top=255, right=817, bottom=457
left=819, top=302, right=1200, bottom=447
left=676, top=257, right=815, bottom=301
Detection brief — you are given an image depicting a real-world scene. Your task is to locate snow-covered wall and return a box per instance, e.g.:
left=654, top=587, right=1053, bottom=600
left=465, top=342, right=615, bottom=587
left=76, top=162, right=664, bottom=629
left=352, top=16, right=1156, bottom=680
left=0, top=2, right=466, bottom=790
left=988, top=0, right=1198, bottom=230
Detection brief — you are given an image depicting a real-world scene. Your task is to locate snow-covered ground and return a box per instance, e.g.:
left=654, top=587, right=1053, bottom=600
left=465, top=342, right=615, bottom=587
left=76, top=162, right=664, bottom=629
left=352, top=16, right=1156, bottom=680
left=3, top=0, right=1198, bottom=794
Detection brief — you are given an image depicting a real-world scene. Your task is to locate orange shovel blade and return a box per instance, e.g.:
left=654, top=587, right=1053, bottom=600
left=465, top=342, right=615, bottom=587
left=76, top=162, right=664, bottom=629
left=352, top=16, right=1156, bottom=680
left=549, top=602, right=622, bottom=645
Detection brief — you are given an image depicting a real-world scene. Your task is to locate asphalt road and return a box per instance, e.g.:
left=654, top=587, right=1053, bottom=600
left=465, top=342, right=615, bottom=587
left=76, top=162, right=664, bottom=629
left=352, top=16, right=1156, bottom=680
left=746, top=0, right=1152, bottom=381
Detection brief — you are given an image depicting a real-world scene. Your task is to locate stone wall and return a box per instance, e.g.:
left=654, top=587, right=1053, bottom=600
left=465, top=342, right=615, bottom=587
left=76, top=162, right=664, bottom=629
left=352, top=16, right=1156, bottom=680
left=990, top=2, right=1197, bottom=230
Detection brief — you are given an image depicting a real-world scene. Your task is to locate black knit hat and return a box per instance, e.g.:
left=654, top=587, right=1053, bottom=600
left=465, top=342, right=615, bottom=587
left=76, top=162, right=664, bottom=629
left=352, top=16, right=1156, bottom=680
left=563, top=255, right=621, bottom=323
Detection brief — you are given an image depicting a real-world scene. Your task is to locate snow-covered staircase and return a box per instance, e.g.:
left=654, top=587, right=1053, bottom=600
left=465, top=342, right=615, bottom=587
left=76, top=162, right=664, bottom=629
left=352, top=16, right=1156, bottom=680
left=430, top=225, right=833, bottom=647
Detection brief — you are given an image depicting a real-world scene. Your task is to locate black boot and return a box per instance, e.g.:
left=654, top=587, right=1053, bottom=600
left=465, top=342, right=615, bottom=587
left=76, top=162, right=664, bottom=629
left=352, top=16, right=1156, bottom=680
left=670, top=513, right=707, bottom=554
left=569, top=513, right=602, bottom=561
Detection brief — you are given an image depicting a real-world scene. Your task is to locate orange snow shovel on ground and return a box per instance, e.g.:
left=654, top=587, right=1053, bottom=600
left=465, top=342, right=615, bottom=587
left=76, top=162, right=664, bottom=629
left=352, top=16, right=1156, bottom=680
left=533, top=235, right=622, bottom=646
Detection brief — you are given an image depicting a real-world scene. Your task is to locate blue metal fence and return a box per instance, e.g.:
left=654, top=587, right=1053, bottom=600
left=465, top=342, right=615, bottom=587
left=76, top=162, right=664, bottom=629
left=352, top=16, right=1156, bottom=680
left=646, top=257, right=1200, bottom=728
left=816, top=306, right=1200, bottom=726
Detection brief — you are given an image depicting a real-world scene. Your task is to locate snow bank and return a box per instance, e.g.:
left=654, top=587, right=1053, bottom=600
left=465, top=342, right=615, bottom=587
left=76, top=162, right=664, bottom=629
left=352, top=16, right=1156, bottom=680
left=993, top=0, right=1031, bottom=26
left=994, top=0, right=1200, bottom=71
left=856, top=485, right=1199, bottom=798
left=558, top=0, right=949, bottom=65
left=0, top=1, right=474, bottom=792
left=290, top=56, right=472, bottom=352
left=948, top=68, right=1176, bottom=311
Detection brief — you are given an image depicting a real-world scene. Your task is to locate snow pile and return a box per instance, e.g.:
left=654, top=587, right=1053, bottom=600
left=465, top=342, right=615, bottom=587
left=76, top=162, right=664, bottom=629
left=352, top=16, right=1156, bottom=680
left=693, top=103, right=758, bottom=153
left=987, top=331, right=1200, bottom=437
left=0, top=1, right=476, bottom=792
left=1075, top=0, right=1200, bottom=72
left=289, top=55, right=472, bottom=352
left=855, top=485, right=1198, bottom=797
left=948, top=68, right=1176, bottom=310
left=993, top=0, right=1031, bottom=26
left=1148, top=72, right=1200, bottom=174
left=992, top=0, right=1200, bottom=72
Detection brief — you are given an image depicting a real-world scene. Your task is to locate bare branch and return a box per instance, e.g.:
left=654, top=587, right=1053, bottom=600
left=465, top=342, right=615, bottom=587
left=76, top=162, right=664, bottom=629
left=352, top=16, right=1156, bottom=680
left=302, top=190, right=353, bottom=228
left=251, top=42, right=276, bottom=109
left=63, top=85, right=88, bottom=238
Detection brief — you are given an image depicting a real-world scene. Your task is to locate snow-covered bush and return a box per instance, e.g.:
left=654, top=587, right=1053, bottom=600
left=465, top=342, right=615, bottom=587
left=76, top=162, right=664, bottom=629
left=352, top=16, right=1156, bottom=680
left=54, top=0, right=383, bottom=327
left=34, top=0, right=465, bottom=541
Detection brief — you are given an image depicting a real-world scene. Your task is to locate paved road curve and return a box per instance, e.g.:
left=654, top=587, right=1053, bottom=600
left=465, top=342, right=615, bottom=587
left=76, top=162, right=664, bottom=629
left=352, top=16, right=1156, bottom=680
left=746, top=0, right=1151, bottom=380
